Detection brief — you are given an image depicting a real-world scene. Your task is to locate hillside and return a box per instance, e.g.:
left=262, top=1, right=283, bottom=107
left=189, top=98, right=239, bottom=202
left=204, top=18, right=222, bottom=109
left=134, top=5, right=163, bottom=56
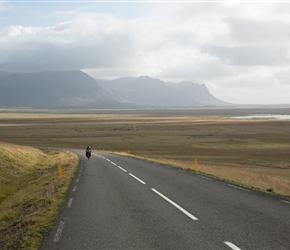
left=0, top=70, right=132, bottom=109
left=0, top=70, right=228, bottom=108
left=97, top=76, right=227, bottom=107
left=0, top=142, right=78, bottom=249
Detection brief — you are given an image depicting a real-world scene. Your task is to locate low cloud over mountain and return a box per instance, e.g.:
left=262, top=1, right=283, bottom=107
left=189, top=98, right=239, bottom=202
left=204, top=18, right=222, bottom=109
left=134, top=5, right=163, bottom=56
left=0, top=70, right=228, bottom=109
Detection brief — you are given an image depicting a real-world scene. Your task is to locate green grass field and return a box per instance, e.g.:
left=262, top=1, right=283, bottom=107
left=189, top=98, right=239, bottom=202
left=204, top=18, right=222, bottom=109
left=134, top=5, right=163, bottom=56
left=0, top=108, right=290, bottom=197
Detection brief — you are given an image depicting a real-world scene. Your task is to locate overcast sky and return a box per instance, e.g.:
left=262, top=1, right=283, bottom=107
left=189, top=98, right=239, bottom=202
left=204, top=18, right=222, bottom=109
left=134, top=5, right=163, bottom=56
left=1, top=0, right=290, bottom=104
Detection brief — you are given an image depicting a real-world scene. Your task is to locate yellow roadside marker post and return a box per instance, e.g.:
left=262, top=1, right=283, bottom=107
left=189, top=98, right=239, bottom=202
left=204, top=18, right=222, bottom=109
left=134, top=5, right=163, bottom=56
left=58, top=164, right=63, bottom=178
left=194, top=159, right=198, bottom=171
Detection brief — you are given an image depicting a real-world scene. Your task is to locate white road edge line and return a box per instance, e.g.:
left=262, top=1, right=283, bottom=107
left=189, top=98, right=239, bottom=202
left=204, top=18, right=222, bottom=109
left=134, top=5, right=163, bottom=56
left=228, top=184, right=250, bottom=192
left=73, top=186, right=77, bottom=192
left=151, top=188, right=198, bottom=221
left=198, top=176, right=211, bottom=180
left=118, top=166, right=127, bottom=172
left=53, top=221, right=65, bottom=242
left=67, top=198, right=73, bottom=208
left=224, top=241, right=242, bottom=250
left=281, top=200, right=290, bottom=204
left=129, top=173, right=146, bottom=184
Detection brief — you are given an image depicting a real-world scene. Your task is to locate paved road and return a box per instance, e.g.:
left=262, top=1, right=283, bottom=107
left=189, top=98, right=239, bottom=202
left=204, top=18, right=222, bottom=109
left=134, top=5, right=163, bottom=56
left=40, top=150, right=290, bottom=249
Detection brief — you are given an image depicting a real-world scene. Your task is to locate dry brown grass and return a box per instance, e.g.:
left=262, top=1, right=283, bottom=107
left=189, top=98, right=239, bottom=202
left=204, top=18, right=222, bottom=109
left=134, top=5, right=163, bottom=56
left=197, top=164, right=290, bottom=195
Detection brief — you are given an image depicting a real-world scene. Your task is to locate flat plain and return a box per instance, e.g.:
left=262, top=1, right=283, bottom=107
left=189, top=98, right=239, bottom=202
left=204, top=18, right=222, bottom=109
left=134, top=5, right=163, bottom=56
left=0, top=107, right=290, bottom=196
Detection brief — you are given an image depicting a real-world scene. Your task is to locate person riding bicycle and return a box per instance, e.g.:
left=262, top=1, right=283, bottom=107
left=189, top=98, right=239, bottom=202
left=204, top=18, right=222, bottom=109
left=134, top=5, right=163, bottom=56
left=86, top=146, right=91, bottom=153
left=85, top=146, right=92, bottom=158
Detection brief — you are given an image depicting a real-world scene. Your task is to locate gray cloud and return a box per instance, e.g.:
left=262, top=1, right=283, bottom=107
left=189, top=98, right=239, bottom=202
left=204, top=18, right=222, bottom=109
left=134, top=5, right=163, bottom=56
left=206, top=45, right=290, bottom=66
left=228, top=18, right=290, bottom=44
left=0, top=16, right=138, bottom=71
left=1, top=36, right=135, bottom=71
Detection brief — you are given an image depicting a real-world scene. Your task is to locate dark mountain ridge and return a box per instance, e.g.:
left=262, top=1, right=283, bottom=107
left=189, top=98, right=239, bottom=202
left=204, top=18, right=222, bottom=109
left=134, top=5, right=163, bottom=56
left=0, top=70, right=229, bottom=109
left=96, top=75, right=227, bottom=107
left=0, top=70, right=131, bottom=108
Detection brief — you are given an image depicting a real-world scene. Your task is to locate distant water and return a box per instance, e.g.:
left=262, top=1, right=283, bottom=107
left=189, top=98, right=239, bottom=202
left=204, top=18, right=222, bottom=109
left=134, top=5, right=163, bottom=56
left=232, top=114, right=290, bottom=120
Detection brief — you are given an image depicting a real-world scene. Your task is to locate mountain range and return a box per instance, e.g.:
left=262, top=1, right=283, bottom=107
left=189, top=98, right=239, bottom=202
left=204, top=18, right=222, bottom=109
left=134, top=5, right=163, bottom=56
left=0, top=70, right=229, bottom=109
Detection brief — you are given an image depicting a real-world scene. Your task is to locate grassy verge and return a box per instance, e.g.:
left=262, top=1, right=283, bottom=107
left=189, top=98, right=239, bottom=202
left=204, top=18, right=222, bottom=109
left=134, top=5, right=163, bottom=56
left=0, top=142, right=79, bottom=249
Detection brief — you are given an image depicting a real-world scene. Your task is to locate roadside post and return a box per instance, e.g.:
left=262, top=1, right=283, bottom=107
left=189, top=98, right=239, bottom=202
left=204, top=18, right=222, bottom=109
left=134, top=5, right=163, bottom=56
left=58, top=164, right=63, bottom=178
left=194, top=159, right=198, bottom=171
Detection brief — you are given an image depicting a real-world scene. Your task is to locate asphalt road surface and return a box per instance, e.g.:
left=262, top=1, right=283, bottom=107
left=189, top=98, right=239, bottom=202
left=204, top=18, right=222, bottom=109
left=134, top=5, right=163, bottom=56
left=40, top=150, right=290, bottom=249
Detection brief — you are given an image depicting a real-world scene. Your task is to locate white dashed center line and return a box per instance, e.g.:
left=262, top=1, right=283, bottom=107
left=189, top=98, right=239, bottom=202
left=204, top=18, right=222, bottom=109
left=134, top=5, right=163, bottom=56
left=224, top=241, right=242, bottom=250
left=152, top=188, right=198, bottom=221
left=129, top=173, right=146, bottom=184
left=118, top=165, right=128, bottom=172
left=96, top=154, right=245, bottom=250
